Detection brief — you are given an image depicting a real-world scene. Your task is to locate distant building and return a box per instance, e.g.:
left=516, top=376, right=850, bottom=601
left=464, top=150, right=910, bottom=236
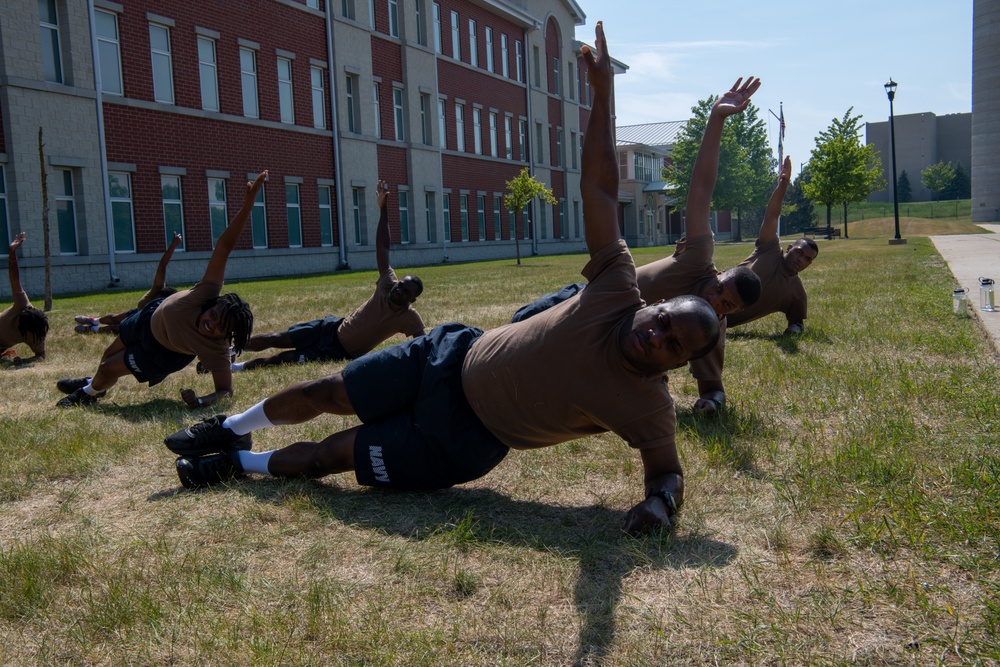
left=865, top=112, right=971, bottom=202
left=973, top=0, right=1000, bottom=222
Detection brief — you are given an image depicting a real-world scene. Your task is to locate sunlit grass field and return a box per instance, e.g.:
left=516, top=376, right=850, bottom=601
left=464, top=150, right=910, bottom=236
left=1, top=233, right=998, bottom=665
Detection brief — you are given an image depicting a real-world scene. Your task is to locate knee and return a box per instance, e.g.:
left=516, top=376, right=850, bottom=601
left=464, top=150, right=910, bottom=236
left=300, top=374, right=352, bottom=411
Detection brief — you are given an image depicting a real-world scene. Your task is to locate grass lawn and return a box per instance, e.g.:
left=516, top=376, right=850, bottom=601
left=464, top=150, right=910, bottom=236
left=1, top=234, right=998, bottom=665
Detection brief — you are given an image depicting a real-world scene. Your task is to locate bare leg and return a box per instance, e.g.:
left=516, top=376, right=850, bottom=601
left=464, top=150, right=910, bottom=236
left=243, top=349, right=300, bottom=370
left=267, top=425, right=359, bottom=478
left=90, top=338, right=133, bottom=392
left=261, top=373, right=354, bottom=425
left=244, top=331, right=296, bottom=352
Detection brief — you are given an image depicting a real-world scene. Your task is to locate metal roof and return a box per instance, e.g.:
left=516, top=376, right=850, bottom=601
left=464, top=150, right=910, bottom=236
left=616, top=121, right=685, bottom=149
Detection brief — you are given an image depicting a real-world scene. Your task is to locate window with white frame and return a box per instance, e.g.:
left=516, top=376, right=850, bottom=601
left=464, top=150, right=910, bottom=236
left=286, top=184, right=302, bottom=247
left=0, top=166, right=9, bottom=249
left=539, top=201, right=547, bottom=239
left=532, top=46, right=540, bottom=87
left=306, top=0, right=318, bottom=7
left=311, top=66, right=326, bottom=128
left=368, top=0, right=375, bottom=27
left=415, top=0, right=426, bottom=46
left=208, top=177, right=228, bottom=247
left=468, top=20, right=477, bottom=67
left=437, top=98, right=447, bottom=148
left=351, top=187, right=366, bottom=245
left=96, top=10, right=123, bottom=95
left=504, top=117, right=513, bottom=160
left=519, top=119, right=527, bottom=161
left=388, top=0, right=399, bottom=37
left=459, top=194, right=469, bottom=241
left=535, top=122, right=544, bottom=163
left=420, top=94, right=431, bottom=145
left=432, top=2, right=441, bottom=53
left=552, top=56, right=560, bottom=95
left=556, top=128, right=563, bottom=167
left=455, top=104, right=464, bottom=151
left=197, top=37, right=219, bottom=111
left=485, top=27, right=493, bottom=72
left=477, top=195, right=486, bottom=240
left=509, top=207, right=515, bottom=239
left=489, top=112, right=497, bottom=157
left=424, top=192, right=435, bottom=241
left=373, top=82, right=381, bottom=138
left=251, top=181, right=268, bottom=248
left=450, top=11, right=460, bottom=60
left=39, top=0, right=63, bottom=83
left=493, top=196, right=501, bottom=240
left=515, top=41, right=523, bottom=83
left=398, top=190, right=410, bottom=243
left=345, top=74, right=358, bottom=132
left=574, top=200, right=581, bottom=238
left=473, top=108, right=482, bottom=154
left=393, top=87, right=405, bottom=141
left=161, top=175, right=185, bottom=248
left=240, top=47, right=259, bottom=118
left=442, top=193, right=451, bottom=242
left=108, top=172, right=135, bottom=252
left=341, top=0, right=356, bottom=20
left=149, top=24, right=174, bottom=104
left=568, top=62, right=575, bottom=100
left=319, top=185, right=333, bottom=246
left=559, top=198, right=566, bottom=238
left=501, top=34, right=509, bottom=78
left=55, top=169, right=78, bottom=254
left=277, top=57, right=295, bottom=124
left=570, top=130, right=577, bottom=169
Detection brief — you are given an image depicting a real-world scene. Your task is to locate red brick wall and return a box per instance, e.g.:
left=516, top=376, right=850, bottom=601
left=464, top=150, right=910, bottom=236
left=438, top=59, right=526, bottom=158
left=442, top=154, right=522, bottom=241
left=545, top=17, right=560, bottom=94
left=376, top=144, right=409, bottom=243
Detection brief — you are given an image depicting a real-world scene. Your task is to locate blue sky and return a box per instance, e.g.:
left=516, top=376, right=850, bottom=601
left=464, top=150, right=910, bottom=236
left=575, top=0, right=973, bottom=178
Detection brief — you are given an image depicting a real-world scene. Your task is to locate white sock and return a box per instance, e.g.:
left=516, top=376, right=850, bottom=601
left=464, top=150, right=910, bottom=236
left=231, top=361, right=246, bottom=371
left=238, top=450, right=274, bottom=475
left=82, top=382, right=101, bottom=397
left=222, top=401, right=274, bottom=436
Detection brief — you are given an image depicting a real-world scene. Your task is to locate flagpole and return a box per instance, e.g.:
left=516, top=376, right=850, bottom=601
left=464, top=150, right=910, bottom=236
left=770, top=103, right=785, bottom=238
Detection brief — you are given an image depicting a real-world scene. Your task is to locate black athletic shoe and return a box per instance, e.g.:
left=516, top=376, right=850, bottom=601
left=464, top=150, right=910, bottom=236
left=56, top=387, right=105, bottom=408
left=164, top=415, right=252, bottom=458
left=175, top=452, right=244, bottom=489
left=56, top=377, right=92, bottom=394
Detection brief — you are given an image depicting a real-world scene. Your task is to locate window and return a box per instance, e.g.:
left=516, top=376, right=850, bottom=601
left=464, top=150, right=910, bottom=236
left=493, top=196, right=501, bottom=240
left=489, top=112, right=497, bottom=157
left=368, top=0, right=375, bottom=26
left=473, top=108, right=482, bottom=155
left=388, top=0, right=399, bottom=37
left=459, top=194, right=469, bottom=241
left=311, top=66, right=326, bottom=128
left=424, top=192, right=435, bottom=241
left=96, top=10, right=122, bottom=95
left=39, top=0, right=63, bottom=83
left=420, top=94, right=431, bottom=145
left=345, top=74, right=358, bottom=132
left=559, top=199, right=566, bottom=238
left=341, top=0, right=356, bottom=20
left=306, top=0, right=318, bottom=7
left=55, top=170, right=78, bottom=254
left=240, top=47, right=259, bottom=118
left=450, top=11, right=460, bottom=60
left=393, top=88, right=405, bottom=141
left=161, top=175, right=185, bottom=249
left=442, top=194, right=451, bottom=242
left=584, top=70, right=591, bottom=106
left=539, top=201, right=547, bottom=239
left=455, top=104, right=464, bottom=151
left=574, top=200, right=581, bottom=238
left=108, top=172, right=135, bottom=253
left=0, top=166, right=8, bottom=249
left=149, top=24, right=174, bottom=104
left=568, top=62, right=575, bottom=100
left=432, top=2, right=441, bottom=53
left=532, top=46, right=540, bottom=87
left=198, top=37, right=219, bottom=111
left=251, top=180, right=267, bottom=248
left=535, top=122, right=544, bottom=164
left=373, top=82, right=381, bottom=138
left=634, top=152, right=658, bottom=181
left=556, top=128, right=563, bottom=167
left=570, top=130, right=577, bottom=169
left=515, top=41, right=523, bottom=83
left=319, top=185, right=333, bottom=246
left=351, top=187, right=366, bottom=245
left=485, top=27, right=493, bottom=72
left=399, top=190, right=409, bottom=243
left=477, top=195, right=486, bottom=241
left=415, top=0, right=426, bottom=46
left=437, top=98, right=447, bottom=148
left=504, top=117, right=513, bottom=160
left=501, top=34, right=509, bottom=78
left=552, top=57, right=560, bottom=95
left=468, top=20, right=477, bottom=67
left=509, top=207, right=516, bottom=239
left=519, top=119, right=528, bottom=161
left=277, top=57, right=295, bottom=124
left=286, top=184, right=302, bottom=247
left=208, top=177, right=228, bottom=247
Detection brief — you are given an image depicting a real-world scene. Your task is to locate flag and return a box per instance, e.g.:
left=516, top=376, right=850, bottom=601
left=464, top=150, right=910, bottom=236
left=779, top=104, right=785, bottom=147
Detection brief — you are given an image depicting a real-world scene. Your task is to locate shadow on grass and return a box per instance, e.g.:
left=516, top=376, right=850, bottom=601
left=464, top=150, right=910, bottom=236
left=152, top=479, right=736, bottom=666
left=676, top=406, right=772, bottom=480
left=88, top=397, right=207, bottom=423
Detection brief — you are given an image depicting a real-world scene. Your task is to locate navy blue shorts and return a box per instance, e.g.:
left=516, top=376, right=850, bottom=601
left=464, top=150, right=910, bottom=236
left=510, top=283, right=585, bottom=323
left=344, top=322, right=509, bottom=490
left=118, top=298, right=196, bottom=386
left=286, top=315, right=349, bottom=362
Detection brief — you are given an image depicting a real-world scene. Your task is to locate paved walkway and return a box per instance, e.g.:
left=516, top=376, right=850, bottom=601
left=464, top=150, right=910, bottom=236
left=930, top=224, right=1000, bottom=352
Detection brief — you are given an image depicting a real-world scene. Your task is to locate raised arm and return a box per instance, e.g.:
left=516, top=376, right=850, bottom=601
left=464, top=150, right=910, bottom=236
left=374, top=180, right=392, bottom=276
left=202, top=171, right=268, bottom=284
left=685, top=77, right=761, bottom=238
left=758, top=155, right=792, bottom=244
left=151, top=232, right=183, bottom=291
left=580, top=22, right=620, bottom=256
left=7, top=232, right=25, bottom=294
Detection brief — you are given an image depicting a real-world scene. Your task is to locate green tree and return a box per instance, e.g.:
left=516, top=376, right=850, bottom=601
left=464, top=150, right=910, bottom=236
left=663, top=96, right=774, bottom=242
left=921, top=161, right=955, bottom=201
left=897, top=170, right=912, bottom=203
left=803, top=108, right=885, bottom=239
left=504, top=167, right=557, bottom=265
left=940, top=161, right=970, bottom=200
left=782, top=166, right=815, bottom=233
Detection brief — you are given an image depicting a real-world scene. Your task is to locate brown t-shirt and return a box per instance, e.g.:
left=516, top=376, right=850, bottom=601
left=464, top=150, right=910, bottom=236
left=136, top=284, right=163, bottom=310
left=149, top=280, right=230, bottom=372
left=726, top=236, right=807, bottom=328
left=463, top=239, right=676, bottom=452
left=337, top=269, right=426, bottom=358
left=636, top=233, right=725, bottom=383
left=0, top=291, right=32, bottom=351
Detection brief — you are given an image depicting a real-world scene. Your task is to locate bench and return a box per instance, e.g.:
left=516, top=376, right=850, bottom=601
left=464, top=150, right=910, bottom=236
left=802, top=226, right=841, bottom=239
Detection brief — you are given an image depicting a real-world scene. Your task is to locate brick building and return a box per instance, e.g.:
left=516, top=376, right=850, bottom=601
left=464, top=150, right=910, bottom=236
left=0, top=0, right=618, bottom=296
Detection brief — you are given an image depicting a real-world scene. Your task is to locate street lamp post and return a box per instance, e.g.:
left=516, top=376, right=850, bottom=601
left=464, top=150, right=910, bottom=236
left=885, top=78, right=907, bottom=245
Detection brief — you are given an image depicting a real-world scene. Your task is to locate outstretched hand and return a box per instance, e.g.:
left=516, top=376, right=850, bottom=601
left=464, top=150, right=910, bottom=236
left=243, top=170, right=268, bottom=208
left=376, top=179, right=390, bottom=208
left=9, top=232, right=25, bottom=255
left=778, top=155, right=792, bottom=186
left=581, top=21, right=612, bottom=100
left=169, top=232, right=183, bottom=249
left=712, top=77, right=761, bottom=118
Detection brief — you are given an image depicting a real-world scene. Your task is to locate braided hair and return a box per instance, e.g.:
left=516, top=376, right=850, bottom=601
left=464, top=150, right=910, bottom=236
left=202, top=293, right=254, bottom=354
left=18, top=306, right=49, bottom=344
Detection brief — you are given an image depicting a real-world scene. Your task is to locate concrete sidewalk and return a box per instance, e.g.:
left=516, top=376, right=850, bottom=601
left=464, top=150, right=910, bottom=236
left=930, top=224, right=1000, bottom=352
